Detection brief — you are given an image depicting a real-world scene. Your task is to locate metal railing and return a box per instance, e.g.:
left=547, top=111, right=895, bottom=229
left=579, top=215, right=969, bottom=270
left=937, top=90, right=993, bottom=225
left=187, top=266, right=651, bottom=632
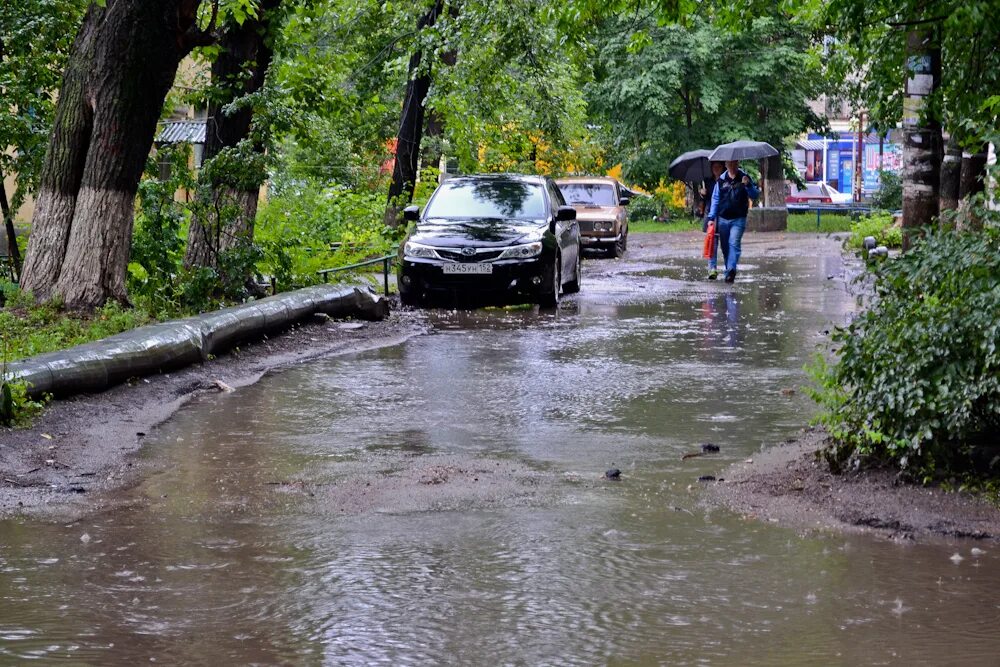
left=316, top=246, right=398, bottom=296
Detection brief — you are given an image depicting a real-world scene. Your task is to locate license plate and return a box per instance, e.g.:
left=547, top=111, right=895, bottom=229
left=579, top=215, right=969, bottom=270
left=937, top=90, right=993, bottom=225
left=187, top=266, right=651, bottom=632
left=442, top=263, right=493, bottom=275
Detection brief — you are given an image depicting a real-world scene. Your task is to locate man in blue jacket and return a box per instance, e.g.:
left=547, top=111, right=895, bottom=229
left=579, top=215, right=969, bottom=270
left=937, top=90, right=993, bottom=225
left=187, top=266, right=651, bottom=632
left=706, top=160, right=760, bottom=283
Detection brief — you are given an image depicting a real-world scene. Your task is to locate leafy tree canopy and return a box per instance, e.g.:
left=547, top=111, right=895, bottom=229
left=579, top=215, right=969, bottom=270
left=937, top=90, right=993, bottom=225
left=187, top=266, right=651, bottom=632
left=0, top=0, right=87, bottom=209
left=585, top=12, right=829, bottom=188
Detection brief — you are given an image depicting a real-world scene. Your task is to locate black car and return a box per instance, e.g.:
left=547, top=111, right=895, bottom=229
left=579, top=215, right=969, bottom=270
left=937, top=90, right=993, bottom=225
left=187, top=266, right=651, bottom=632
left=398, top=174, right=582, bottom=307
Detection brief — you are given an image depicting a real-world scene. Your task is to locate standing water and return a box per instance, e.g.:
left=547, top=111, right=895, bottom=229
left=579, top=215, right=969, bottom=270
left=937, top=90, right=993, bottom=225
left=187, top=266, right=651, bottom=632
left=2, top=239, right=998, bottom=664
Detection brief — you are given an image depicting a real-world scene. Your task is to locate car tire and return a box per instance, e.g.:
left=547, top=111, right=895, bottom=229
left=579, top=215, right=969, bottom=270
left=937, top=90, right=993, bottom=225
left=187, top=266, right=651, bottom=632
left=611, top=231, right=627, bottom=257
left=400, top=290, right=420, bottom=307
left=538, top=255, right=560, bottom=308
left=608, top=241, right=620, bottom=259
left=563, top=248, right=582, bottom=294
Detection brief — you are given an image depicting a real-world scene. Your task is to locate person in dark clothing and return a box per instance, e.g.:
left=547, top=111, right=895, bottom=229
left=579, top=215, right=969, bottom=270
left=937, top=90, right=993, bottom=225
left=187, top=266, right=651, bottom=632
left=706, top=160, right=759, bottom=283
left=700, top=161, right=725, bottom=279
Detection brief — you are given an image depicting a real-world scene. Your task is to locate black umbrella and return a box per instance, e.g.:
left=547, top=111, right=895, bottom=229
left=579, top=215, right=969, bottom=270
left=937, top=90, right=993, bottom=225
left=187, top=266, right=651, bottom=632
left=668, top=149, right=714, bottom=182
left=708, top=140, right=779, bottom=161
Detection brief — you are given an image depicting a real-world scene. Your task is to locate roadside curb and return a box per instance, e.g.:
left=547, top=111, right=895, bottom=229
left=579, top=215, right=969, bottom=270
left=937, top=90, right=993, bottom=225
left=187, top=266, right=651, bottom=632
left=7, top=284, right=389, bottom=398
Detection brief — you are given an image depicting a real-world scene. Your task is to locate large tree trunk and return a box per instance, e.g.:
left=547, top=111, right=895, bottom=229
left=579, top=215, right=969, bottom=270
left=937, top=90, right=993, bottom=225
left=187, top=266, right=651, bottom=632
left=20, top=0, right=204, bottom=309
left=383, top=0, right=445, bottom=228
left=184, top=0, right=280, bottom=272
left=900, top=28, right=942, bottom=251
left=758, top=156, right=785, bottom=208
left=939, top=136, right=962, bottom=214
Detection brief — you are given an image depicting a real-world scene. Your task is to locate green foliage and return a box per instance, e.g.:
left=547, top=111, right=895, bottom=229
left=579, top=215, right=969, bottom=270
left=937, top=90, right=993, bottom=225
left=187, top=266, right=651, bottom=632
left=786, top=213, right=853, bottom=233
left=129, top=147, right=194, bottom=316
left=255, top=181, right=396, bottom=288
left=825, top=0, right=1000, bottom=149
left=810, top=227, right=1000, bottom=478
left=586, top=16, right=829, bottom=189
left=627, top=195, right=663, bottom=222
left=869, top=170, right=902, bottom=211
left=846, top=212, right=902, bottom=250
left=0, top=287, right=152, bottom=363
left=629, top=217, right=701, bottom=233
left=0, top=380, right=46, bottom=427
left=0, top=0, right=87, bottom=210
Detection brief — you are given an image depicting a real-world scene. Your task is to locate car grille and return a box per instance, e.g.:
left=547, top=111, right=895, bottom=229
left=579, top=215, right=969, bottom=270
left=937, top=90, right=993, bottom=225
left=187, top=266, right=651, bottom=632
left=437, top=248, right=504, bottom=262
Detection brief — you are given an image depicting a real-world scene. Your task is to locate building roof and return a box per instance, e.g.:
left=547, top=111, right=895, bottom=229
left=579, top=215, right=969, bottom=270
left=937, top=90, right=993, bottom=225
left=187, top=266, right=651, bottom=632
left=796, top=139, right=828, bottom=151
left=156, top=120, right=206, bottom=144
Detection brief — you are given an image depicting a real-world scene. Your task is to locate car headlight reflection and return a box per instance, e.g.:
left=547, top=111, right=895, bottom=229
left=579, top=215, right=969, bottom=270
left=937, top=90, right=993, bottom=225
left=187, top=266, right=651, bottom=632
left=498, top=242, right=543, bottom=260
left=403, top=241, right=439, bottom=259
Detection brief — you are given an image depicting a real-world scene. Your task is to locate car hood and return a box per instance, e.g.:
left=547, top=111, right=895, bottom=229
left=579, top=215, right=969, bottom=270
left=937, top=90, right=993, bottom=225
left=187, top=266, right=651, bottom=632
left=571, top=205, right=621, bottom=222
left=411, top=218, right=547, bottom=247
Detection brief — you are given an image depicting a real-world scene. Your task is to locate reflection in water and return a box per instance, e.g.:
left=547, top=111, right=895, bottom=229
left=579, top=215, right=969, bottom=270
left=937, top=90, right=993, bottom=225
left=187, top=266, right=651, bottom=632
left=2, top=254, right=999, bottom=664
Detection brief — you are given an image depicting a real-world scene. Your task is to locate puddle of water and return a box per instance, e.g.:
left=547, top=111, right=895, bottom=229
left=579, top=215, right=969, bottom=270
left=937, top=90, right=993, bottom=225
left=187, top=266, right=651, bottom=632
left=3, top=252, right=999, bottom=664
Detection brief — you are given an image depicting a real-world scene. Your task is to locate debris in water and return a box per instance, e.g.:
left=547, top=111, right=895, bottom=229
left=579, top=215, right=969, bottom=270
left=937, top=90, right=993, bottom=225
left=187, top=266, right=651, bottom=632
left=41, top=433, right=53, bottom=440
left=698, top=475, right=716, bottom=482
left=780, top=388, right=795, bottom=396
left=950, top=553, right=964, bottom=564
left=212, top=379, right=235, bottom=393
left=971, top=548, right=986, bottom=557
left=701, top=443, right=720, bottom=453
left=604, top=468, right=621, bottom=480
left=80, top=533, right=91, bottom=544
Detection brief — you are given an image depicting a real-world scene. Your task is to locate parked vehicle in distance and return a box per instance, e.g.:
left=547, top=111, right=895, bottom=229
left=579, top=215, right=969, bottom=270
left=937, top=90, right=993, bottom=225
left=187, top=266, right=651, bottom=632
left=397, top=174, right=581, bottom=308
left=556, top=176, right=630, bottom=257
left=785, top=181, right=852, bottom=205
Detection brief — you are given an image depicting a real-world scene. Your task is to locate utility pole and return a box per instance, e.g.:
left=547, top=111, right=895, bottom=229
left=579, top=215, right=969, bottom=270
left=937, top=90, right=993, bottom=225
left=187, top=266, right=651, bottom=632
left=855, top=112, right=865, bottom=202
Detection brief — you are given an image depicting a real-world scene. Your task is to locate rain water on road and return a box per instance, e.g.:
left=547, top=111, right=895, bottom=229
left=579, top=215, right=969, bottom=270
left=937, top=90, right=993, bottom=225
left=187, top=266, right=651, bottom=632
left=2, top=237, right=999, bottom=665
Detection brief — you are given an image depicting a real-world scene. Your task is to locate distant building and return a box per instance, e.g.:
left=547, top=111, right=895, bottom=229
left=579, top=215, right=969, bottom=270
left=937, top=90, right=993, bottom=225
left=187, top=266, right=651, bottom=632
left=793, top=95, right=903, bottom=199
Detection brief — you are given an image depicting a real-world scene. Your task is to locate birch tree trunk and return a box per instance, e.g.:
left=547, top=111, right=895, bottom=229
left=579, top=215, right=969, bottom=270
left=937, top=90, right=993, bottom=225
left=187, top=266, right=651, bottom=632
left=20, top=0, right=203, bottom=309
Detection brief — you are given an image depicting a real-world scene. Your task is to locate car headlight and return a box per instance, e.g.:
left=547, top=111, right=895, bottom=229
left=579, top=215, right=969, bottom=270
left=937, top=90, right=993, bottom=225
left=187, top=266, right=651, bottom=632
left=403, top=241, right=439, bottom=259
left=497, top=242, right=543, bottom=260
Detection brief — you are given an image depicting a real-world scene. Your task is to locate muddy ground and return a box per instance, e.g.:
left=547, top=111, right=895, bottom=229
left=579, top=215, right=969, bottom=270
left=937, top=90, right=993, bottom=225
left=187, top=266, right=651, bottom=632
left=706, top=429, right=1000, bottom=543
left=4, top=230, right=1000, bottom=543
left=0, top=309, right=426, bottom=519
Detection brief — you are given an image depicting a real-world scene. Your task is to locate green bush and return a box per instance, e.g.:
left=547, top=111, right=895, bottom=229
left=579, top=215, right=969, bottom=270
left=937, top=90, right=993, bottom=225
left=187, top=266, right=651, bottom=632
left=628, top=194, right=661, bottom=221
left=847, top=212, right=903, bottom=250
left=255, top=182, right=396, bottom=288
left=811, top=227, right=1000, bottom=479
left=869, top=169, right=902, bottom=211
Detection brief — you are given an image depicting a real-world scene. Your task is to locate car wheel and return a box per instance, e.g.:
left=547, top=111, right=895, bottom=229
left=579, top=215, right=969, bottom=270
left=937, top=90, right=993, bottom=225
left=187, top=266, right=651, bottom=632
left=400, top=290, right=420, bottom=307
left=563, top=249, right=582, bottom=294
left=538, top=255, right=560, bottom=308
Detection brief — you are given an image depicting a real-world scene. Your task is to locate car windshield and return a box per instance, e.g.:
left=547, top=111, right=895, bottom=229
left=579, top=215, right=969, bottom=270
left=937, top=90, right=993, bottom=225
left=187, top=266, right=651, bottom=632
left=559, top=183, right=616, bottom=206
left=423, top=180, right=546, bottom=220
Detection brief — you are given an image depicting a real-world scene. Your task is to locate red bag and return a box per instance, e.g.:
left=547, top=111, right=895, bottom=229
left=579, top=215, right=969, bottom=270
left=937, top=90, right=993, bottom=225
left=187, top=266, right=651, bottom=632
left=702, top=221, right=716, bottom=259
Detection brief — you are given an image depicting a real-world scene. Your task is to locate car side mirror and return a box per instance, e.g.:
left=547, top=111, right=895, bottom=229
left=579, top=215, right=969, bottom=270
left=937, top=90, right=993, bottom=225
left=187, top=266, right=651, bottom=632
left=619, top=196, right=631, bottom=207
left=403, top=205, right=420, bottom=222
left=556, top=205, right=576, bottom=222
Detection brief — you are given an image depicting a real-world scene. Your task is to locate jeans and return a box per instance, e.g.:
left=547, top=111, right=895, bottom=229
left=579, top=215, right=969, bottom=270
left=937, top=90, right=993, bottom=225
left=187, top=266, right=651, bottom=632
left=716, top=216, right=746, bottom=273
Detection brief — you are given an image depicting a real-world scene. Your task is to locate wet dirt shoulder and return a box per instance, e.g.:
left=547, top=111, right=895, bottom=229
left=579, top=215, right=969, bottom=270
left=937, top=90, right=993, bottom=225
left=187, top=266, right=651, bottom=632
left=0, top=309, right=426, bottom=520
left=705, top=430, right=1000, bottom=543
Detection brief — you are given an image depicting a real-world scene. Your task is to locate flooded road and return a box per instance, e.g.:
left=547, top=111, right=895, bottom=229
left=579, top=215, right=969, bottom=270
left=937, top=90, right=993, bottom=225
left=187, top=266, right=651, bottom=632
left=3, top=235, right=999, bottom=664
